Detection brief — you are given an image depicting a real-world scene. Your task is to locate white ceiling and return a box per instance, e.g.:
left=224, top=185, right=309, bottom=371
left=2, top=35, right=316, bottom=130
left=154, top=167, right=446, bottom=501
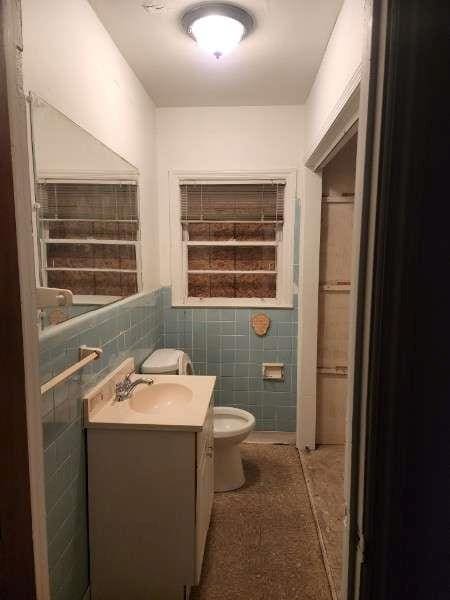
left=89, top=0, right=344, bottom=107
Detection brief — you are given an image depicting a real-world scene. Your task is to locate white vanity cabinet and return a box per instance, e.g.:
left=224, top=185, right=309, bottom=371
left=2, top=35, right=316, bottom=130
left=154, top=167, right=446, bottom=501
left=86, top=374, right=214, bottom=600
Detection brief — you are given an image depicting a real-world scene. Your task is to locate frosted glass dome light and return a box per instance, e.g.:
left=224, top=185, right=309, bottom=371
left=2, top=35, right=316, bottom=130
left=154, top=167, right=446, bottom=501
left=191, top=15, right=244, bottom=59
left=182, top=3, right=254, bottom=60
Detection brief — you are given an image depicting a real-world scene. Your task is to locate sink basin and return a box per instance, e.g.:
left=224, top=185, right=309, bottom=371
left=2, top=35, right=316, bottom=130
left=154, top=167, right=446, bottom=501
left=83, top=360, right=216, bottom=431
left=129, top=382, right=193, bottom=415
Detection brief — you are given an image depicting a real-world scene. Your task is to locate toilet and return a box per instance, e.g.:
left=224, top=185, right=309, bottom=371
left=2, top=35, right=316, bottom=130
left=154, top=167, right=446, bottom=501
left=139, top=348, right=193, bottom=375
left=139, top=348, right=255, bottom=492
left=213, top=407, right=255, bottom=492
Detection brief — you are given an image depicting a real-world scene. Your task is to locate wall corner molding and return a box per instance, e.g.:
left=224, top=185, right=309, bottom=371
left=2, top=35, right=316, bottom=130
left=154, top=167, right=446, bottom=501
left=305, top=64, right=361, bottom=171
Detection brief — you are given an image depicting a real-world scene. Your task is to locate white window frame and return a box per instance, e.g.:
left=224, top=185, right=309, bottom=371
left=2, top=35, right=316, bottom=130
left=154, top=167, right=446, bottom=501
left=36, top=176, right=143, bottom=302
left=170, top=170, right=297, bottom=308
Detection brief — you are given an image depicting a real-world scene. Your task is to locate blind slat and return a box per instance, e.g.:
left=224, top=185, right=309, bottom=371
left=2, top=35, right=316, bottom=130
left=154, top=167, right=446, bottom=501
left=37, top=182, right=138, bottom=221
left=180, top=183, right=285, bottom=222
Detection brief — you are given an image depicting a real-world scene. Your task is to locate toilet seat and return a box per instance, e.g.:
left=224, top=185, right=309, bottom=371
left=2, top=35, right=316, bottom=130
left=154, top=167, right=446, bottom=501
left=213, top=407, right=255, bottom=439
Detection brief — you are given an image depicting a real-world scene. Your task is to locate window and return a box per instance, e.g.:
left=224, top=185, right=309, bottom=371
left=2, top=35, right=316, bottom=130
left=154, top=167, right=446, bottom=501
left=36, top=181, right=141, bottom=301
left=171, top=172, right=295, bottom=307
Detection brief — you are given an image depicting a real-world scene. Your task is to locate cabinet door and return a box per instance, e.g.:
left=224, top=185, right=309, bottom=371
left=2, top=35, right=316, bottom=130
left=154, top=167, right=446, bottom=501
left=195, top=413, right=214, bottom=583
left=196, top=400, right=213, bottom=458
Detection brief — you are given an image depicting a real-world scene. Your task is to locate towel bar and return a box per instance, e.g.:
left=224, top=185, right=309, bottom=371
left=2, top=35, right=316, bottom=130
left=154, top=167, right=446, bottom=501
left=40, top=345, right=102, bottom=395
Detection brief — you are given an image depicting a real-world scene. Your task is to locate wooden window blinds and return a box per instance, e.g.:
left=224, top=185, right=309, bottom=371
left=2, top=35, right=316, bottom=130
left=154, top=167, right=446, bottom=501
left=180, top=182, right=286, bottom=299
left=36, top=181, right=140, bottom=297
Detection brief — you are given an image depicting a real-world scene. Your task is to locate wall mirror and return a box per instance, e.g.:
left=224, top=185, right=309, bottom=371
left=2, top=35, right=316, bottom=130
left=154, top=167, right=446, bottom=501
left=29, top=94, right=142, bottom=330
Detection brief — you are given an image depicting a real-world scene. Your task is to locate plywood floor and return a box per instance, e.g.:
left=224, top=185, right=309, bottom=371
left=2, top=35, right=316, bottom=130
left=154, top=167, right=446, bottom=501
left=301, top=445, right=345, bottom=599
left=191, top=444, right=332, bottom=600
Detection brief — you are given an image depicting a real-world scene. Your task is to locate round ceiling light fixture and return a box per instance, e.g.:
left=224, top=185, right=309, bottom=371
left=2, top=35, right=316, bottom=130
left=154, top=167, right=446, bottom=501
left=182, top=3, right=254, bottom=59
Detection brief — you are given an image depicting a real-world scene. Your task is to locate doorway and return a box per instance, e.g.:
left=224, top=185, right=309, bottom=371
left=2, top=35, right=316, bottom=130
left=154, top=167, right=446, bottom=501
left=317, top=134, right=357, bottom=444
left=302, top=133, right=358, bottom=600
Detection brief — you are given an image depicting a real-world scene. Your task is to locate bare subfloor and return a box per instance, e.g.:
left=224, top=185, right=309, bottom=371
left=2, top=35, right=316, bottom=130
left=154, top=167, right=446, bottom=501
left=191, top=444, right=332, bottom=600
left=301, top=445, right=345, bottom=599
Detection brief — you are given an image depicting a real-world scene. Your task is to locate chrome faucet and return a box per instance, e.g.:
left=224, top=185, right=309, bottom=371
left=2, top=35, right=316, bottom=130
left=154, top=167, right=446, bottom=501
left=115, top=374, right=153, bottom=402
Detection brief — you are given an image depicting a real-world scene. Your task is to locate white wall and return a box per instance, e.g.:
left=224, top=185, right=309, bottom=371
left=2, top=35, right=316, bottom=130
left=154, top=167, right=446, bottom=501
left=31, top=99, right=138, bottom=177
left=22, top=0, right=159, bottom=291
left=305, top=0, right=363, bottom=156
left=156, top=105, right=305, bottom=285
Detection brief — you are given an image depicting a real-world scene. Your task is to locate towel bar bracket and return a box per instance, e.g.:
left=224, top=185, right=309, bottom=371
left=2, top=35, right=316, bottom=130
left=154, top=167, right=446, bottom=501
left=80, top=345, right=103, bottom=360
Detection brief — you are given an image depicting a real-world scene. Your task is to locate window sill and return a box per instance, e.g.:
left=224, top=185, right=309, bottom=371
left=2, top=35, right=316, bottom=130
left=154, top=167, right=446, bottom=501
left=72, top=294, right=122, bottom=305
left=172, top=298, right=294, bottom=309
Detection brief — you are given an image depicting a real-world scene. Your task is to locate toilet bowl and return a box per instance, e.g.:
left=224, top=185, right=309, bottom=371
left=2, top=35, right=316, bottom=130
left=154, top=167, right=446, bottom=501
left=213, top=407, right=255, bottom=492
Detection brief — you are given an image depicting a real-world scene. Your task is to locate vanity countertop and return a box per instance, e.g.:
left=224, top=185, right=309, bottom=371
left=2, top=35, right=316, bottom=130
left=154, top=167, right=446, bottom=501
left=84, top=360, right=215, bottom=432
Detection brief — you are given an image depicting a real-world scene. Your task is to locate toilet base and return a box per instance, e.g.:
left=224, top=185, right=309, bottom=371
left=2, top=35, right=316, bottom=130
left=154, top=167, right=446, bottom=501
left=214, top=443, right=245, bottom=492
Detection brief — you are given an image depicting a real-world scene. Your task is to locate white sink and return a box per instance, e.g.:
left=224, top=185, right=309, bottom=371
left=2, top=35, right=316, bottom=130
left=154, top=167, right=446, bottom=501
left=129, top=382, right=193, bottom=415
left=83, top=359, right=216, bottom=431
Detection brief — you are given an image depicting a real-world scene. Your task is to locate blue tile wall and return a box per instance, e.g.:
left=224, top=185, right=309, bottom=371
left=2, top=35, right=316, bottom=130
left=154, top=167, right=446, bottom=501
left=161, top=287, right=298, bottom=432
left=39, top=289, right=164, bottom=600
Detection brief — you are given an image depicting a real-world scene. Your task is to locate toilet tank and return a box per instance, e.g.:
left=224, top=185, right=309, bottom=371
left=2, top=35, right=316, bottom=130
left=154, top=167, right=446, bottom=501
left=140, top=348, right=193, bottom=375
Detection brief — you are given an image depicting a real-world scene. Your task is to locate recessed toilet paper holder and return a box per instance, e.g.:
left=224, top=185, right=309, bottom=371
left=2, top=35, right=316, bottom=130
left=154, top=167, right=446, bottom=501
left=262, top=363, right=285, bottom=380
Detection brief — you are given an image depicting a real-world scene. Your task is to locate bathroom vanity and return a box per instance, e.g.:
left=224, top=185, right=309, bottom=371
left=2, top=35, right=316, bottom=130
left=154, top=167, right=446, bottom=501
left=84, top=359, right=215, bottom=600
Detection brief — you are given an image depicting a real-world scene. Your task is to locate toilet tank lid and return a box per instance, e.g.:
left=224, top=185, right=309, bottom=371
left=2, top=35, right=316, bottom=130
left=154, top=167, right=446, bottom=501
left=141, top=348, right=184, bottom=373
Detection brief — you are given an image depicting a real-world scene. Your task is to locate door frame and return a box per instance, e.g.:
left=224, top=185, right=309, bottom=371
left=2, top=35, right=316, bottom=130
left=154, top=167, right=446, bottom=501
left=0, top=1, right=50, bottom=598
left=296, top=79, right=360, bottom=451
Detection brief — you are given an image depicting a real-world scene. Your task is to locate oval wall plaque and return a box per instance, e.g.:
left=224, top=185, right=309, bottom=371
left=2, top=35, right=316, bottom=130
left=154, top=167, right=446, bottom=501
left=251, top=313, right=271, bottom=336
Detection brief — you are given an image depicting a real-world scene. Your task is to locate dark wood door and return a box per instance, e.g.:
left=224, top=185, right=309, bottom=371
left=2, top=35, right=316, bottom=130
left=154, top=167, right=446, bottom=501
left=0, top=1, right=37, bottom=598
left=359, top=0, right=450, bottom=599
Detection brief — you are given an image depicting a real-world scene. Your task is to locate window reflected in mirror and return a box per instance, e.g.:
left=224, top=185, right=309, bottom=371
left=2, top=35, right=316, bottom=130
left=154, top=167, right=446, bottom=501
left=29, top=95, right=141, bottom=329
